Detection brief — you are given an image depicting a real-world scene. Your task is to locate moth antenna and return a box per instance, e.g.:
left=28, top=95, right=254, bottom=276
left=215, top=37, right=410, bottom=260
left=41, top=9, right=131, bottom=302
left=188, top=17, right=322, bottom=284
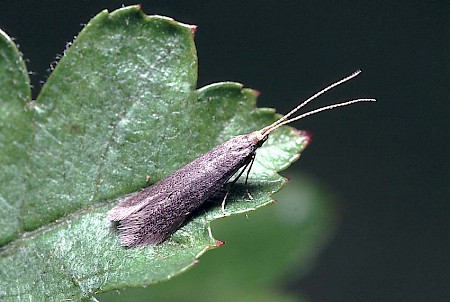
left=261, top=70, right=362, bottom=135
left=260, top=70, right=375, bottom=135
left=267, top=98, right=376, bottom=133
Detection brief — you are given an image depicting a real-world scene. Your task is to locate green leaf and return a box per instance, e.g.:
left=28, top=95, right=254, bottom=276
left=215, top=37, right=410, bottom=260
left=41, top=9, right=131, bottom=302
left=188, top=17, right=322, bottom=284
left=0, top=29, right=32, bottom=245
left=0, top=6, right=310, bottom=301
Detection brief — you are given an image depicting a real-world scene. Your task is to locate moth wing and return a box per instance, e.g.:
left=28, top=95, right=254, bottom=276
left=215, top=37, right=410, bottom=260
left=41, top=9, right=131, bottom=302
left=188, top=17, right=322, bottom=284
left=107, top=185, right=167, bottom=221
left=116, top=201, right=186, bottom=247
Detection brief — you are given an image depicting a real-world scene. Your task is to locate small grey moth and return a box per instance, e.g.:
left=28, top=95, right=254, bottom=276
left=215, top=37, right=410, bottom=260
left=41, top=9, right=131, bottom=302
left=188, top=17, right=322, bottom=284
left=107, top=70, right=375, bottom=247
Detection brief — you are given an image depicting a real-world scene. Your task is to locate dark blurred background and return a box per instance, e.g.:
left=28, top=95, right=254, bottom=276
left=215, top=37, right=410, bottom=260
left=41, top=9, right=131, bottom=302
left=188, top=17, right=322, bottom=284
left=1, top=1, right=447, bottom=301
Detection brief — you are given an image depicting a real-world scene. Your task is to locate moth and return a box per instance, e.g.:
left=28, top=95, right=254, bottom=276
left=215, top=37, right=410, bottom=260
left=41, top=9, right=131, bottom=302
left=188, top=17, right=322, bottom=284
left=107, top=70, right=375, bottom=247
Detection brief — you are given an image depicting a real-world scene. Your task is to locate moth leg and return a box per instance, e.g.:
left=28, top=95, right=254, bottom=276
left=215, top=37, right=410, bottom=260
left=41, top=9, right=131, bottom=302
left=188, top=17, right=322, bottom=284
left=244, top=154, right=256, bottom=200
left=221, top=158, right=253, bottom=213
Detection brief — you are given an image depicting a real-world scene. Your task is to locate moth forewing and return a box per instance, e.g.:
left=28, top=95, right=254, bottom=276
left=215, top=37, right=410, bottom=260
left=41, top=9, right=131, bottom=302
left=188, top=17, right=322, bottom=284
left=109, top=133, right=264, bottom=247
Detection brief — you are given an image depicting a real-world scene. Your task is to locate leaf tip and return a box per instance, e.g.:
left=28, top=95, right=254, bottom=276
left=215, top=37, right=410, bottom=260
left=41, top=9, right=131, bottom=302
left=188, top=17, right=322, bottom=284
left=190, top=25, right=198, bottom=34
left=251, top=89, right=261, bottom=97
left=290, top=129, right=313, bottom=148
left=215, top=239, right=225, bottom=247
left=298, top=130, right=313, bottom=146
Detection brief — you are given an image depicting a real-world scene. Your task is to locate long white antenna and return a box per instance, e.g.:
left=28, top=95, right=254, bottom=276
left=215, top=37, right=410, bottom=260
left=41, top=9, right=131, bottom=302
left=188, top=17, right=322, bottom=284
left=260, top=70, right=375, bottom=135
left=270, top=98, right=376, bottom=132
